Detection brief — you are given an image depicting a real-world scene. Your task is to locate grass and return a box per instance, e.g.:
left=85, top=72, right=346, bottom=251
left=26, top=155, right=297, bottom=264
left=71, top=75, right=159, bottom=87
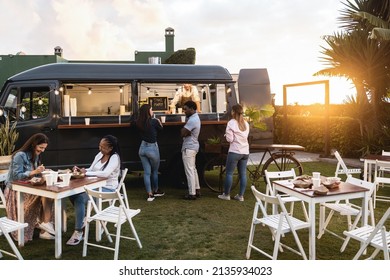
left=0, top=161, right=389, bottom=260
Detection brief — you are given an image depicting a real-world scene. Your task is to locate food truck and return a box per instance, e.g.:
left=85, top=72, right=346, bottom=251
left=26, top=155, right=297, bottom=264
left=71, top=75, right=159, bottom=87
left=0, top=63, right=271, bottom=185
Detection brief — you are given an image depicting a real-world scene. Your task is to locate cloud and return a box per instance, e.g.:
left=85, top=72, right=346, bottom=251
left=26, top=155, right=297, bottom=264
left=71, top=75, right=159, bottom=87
left=0, top=0, right=353, bottom=104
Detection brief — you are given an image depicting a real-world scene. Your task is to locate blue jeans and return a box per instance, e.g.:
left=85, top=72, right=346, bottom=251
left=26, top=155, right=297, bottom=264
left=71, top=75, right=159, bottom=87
left=69, top=192, right=89, bottom=231
left=139, top=141, right=160, bottom=194
left=224, top=152, right=249, bottom=196
left=69, top=187, right=114, bottom=231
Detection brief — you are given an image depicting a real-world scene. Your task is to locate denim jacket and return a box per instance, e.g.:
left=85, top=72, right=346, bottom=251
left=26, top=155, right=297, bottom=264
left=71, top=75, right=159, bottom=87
left=5, top=151, right=39, bottom=188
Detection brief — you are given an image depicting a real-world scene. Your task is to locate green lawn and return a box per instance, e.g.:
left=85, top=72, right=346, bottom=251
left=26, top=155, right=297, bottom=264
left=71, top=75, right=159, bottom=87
left=0, top=161, right=389, bottom=260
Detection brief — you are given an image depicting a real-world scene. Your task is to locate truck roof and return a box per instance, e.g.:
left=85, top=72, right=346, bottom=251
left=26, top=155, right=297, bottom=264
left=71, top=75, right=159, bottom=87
left=7, top=63, right=234, bottom=84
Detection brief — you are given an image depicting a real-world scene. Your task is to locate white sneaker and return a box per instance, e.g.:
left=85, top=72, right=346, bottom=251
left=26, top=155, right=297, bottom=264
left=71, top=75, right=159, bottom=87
left=218, top=194, right=231, bottom=201
left=38, top=222, right=55, bottom=235
left=147, top=194, right=155, bottom=202
left=233, top=194, right=244, bottom=201
left=66, top=231, right=83, bottom=246
left=39, top=231, right=55, bottom=240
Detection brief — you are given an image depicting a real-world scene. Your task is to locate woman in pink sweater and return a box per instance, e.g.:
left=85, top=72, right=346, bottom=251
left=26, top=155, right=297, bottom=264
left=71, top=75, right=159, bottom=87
left=218, top=104, right=250, bottom=201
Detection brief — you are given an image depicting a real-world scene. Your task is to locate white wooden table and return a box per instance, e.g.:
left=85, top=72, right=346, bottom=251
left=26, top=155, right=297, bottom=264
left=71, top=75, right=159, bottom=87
left=12, top=176, right=107, bottom=259
left=361, top=154, right=390, bottom=181
left=273, top=179, right=369, bottom=260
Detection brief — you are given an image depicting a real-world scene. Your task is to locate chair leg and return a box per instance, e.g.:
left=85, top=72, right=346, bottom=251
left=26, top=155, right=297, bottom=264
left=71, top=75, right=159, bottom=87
left=318, top=209, right=335, bottom=239
left=301, top=201, right=309, bottom=221
left=381, top=227, right=389, bottom=260
left=100, top=220, right=113, bottom=243
left=347, top=215, right=352, bottom=231
left=114, top=223, right=122, bottom=260
left=82, top=219, right=90, bottom=257
left=246, top=222, right=256, bottom=259
left=0, top=188, right=6, bottom=209
left=3, top=231, right=24, bottom=260
left=272, top=231, right=282, bottom=260
left=128, top=219, right=142, bottom=249
left=290, top=227, right=308, bottom=260
left=289, top=202, right=295, bottom=217
left=352, top=237, right=372, bottom=260
left=369, top=201, right=375, bottom=226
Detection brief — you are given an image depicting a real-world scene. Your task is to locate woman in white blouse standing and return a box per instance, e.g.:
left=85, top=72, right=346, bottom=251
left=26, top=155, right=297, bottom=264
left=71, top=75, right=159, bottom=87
left=218, top=104, right=250, bottom=202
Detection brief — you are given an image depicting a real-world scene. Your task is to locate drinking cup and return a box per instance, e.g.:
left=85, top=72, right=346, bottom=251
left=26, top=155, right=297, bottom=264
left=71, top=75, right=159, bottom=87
left=161, top=116, right=166, bottom=123
left=312, top=178, right=321, bottom=188
left=59, top=173, right=71, bottom=186
left=51, top=171, right=59, bottom=184
left=85, top=118, right=90, bottom=125
left=181, top=116, right=186, bottom=122
left=44, top=174, right=54, bottom=186
left=312, top=172, right=320, bottom=179
left=171, top=108, right=176, bottom=114
left=178, top=108, right=183, bottom=114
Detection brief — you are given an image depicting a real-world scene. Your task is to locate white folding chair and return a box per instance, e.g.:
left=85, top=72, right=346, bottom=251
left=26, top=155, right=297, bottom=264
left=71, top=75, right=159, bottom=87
left=318, top=176, right=376, bottom=241
left=264, top=169, right=309, bottom=221
left=0, top=217, right=28, bottom=260
left=334, top=151, right=362, bottom=177
left=82, top=186, right=142, bottom=260
left=0, top=188, right=6, bottom=209
left=102, top=168, right=129, bottom=207
left=373, top=160, right=390, bottom=208
left=246, top=185, right=310, bottom=260
left=341, top=207, right=390, bottom=260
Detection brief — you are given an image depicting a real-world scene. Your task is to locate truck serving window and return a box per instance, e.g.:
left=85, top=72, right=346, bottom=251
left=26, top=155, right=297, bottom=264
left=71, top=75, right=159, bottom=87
left=63, top=83, right=131, bottom=116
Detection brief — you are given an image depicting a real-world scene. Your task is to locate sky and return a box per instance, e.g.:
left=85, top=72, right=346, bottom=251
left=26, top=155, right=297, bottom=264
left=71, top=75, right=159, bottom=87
left=0, top=0, right=356, bottom=105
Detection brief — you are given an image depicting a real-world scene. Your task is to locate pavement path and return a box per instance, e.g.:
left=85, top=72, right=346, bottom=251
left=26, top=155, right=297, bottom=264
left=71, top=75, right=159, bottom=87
left=249, top=151, right=363, bottom=168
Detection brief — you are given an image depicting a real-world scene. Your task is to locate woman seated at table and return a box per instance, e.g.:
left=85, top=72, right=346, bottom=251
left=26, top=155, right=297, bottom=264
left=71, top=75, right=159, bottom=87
left=5, top=133, right=55, bottom=241
left=67, top=134, right=121, bottom=246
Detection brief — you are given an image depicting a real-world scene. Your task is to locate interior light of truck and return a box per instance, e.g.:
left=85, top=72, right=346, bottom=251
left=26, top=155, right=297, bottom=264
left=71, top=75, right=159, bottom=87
left=21, top=106, right=26, bottom=113
left=146, top=87, right=150, bottom=94
left=54, top=89, right=59, bottom=95
left=38, top=98, right=43, bottom=105
left=88, top=88, right=92, bottom=95
left=119, top=86, right=123, bottom=93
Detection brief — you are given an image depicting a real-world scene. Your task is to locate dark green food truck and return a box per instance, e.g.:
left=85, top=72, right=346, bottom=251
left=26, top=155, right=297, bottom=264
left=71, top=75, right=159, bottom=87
left=0, top=63, right=271, bottom=185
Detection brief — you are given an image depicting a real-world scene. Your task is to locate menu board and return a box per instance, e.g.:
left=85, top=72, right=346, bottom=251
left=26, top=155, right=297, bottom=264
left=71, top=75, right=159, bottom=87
left=148, top=97, right=168, bottom=111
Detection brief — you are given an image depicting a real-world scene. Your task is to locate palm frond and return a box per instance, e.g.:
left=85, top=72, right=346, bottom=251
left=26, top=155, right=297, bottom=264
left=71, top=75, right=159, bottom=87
left=353, top=12, right=390, bottom=29
left=369, top=27, right=390, bottom=40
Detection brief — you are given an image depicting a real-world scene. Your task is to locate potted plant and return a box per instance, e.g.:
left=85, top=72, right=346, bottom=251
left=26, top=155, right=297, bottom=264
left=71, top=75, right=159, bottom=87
left=0, top=116, right=19, bottom=170
left=244, top=104, right=275, bottom=144
left=204, top=136, right=222, bottom=154
left=244, top=104, right=275, bottom=130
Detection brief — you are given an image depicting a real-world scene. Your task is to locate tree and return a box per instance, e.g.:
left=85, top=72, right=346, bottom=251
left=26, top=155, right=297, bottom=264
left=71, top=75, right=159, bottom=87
left=164, top=48, right=196, bottom=64
left=315, top=0, right=390, bottom=154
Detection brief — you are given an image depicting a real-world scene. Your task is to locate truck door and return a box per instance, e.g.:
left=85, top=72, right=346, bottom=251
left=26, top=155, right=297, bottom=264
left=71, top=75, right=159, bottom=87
left=0, top=82, right=59, bottom=166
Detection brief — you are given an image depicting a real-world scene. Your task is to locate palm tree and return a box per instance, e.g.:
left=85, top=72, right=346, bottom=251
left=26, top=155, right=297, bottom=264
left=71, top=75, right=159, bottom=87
left=315, top=0, right=390, bottom=154
left=339, top=0, right=390, bottom=40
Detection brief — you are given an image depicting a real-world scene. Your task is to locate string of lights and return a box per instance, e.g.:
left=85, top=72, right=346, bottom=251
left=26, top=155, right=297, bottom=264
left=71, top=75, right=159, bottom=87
left=0, top=87, right=62, bottom=117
